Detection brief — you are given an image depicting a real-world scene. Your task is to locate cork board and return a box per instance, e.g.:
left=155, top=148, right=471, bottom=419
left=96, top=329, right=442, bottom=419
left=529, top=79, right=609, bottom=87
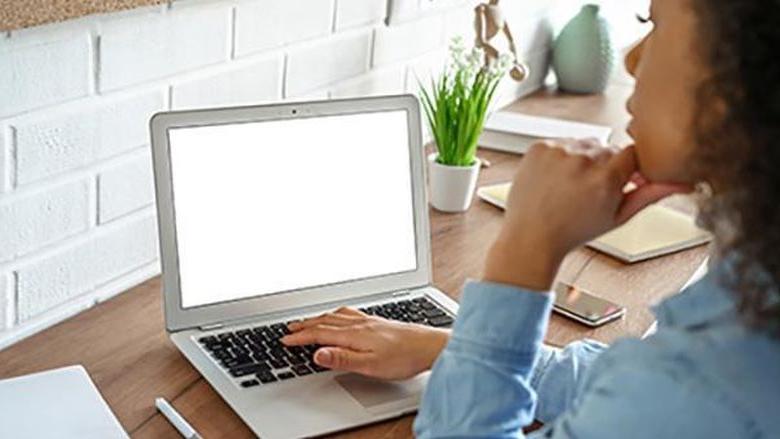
left=0, top=0, right=167, bottom=32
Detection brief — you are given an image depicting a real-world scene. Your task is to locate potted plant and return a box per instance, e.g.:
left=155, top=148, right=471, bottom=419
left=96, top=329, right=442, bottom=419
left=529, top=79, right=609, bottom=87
left=420, top=36, right=512, bottom=213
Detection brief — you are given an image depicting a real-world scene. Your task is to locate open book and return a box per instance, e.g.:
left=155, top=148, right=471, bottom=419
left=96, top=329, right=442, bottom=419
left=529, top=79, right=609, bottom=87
left=477, top=182, right=712, bottom=263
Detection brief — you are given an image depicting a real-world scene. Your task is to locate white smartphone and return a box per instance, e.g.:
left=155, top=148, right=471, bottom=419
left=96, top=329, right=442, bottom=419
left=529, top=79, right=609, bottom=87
left=553, top=282, right=626, bottom=327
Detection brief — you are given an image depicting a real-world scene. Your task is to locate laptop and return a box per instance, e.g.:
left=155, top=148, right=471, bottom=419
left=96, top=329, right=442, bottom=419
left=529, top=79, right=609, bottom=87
left=149, top=94, right=459, bottom=438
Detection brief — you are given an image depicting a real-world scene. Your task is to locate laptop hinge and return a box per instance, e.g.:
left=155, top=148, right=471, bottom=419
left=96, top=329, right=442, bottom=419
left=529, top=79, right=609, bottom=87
left=391, top=289, right=411, bottom=297
left=198, top=322, right=224, bottom=332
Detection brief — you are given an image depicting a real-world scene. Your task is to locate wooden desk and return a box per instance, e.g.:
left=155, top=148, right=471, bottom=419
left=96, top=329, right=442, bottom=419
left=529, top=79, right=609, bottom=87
left=0, top=85, right=709, bottom=438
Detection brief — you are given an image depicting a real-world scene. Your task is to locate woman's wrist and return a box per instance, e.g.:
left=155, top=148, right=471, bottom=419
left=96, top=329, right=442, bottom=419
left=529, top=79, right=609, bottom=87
left=419, top=327, right=450, bottom=370
left=482, top=230, right=565, bottom=291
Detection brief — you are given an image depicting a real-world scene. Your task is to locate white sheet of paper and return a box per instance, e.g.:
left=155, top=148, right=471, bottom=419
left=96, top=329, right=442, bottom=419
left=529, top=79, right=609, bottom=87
left=0, top=365, right=128, bottom=439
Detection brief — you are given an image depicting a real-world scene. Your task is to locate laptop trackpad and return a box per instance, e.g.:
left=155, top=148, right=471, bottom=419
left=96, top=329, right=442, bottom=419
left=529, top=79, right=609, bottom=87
left=336, top=373, right=422, bottom=408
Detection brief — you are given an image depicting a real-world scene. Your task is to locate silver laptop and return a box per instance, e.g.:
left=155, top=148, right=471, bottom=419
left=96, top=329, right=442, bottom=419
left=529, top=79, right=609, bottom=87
left=149, top=94, right=458, bottom=438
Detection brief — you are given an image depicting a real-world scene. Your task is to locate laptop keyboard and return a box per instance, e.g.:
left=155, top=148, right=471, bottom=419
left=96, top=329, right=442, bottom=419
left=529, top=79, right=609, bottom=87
left=197, top=296, right=453, bottom=388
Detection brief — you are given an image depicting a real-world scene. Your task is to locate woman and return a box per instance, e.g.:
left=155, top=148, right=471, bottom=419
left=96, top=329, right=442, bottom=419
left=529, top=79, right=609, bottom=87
left=283, top=0, right=780, bottom=436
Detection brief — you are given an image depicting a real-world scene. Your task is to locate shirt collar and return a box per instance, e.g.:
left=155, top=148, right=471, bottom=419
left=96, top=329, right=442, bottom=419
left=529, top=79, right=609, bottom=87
left=652, top=258, right=738, bottom=328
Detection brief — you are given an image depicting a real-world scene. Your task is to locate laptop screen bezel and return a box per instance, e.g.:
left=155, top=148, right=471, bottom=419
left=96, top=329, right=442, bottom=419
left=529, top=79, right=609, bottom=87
left=150, top=95, right=432, bottom=332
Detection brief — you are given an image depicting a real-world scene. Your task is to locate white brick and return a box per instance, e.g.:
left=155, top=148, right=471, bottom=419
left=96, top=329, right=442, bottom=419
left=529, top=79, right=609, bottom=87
left=443, top=3, right=475, bottom=41
left=330, top=66, right=406, bottom=98
left=0, top=273, right=9, bottom=329
left=13, top=91, right=164, bottom=185
left=386, top=0, right=420, bottom=25
left=284, top=88, right=330, bottom=102
left=373, top=15, right=445, bottom=67
left=98, top=151, right=154, bottom=223
left=0, top=128, right=8, bottom=193
left=171, top=56, right=283, bottom=110
left=286, top=30, right=372, bottom=97
left=405, top=48, right=448, bottom=93
left=99, top=7, right=230, bottom=91
left=505, top=12, right=555, bottom=56
left=17, top=215, right=158, bottom=321
left=0, top=180, right=90, bottom=263
left=0, top=33, right=90, bottom=118
left=235, top=0, right=334, bottom=57
left=335, top=0, right=387, bottom=30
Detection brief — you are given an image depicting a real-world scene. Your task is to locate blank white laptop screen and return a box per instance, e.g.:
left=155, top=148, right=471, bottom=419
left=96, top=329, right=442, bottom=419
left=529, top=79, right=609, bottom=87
left=167, top=110, right=418, bottom=309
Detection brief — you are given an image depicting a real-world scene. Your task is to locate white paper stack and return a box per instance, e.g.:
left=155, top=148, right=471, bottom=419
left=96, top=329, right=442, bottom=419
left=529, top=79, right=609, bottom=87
left=479, top=111, right=613, bottom=154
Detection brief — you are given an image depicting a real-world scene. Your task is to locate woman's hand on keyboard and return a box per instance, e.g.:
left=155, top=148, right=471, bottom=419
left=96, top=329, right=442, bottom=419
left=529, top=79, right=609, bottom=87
left=281, top=307, right=449, bottom=380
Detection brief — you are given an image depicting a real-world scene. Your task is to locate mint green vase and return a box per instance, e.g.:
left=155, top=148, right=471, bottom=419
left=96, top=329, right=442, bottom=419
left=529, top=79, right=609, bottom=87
left=552, top=4, right=614, bottom=94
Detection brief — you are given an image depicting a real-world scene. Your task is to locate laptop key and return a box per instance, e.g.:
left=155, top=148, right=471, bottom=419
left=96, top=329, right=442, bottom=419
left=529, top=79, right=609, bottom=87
left=277, top=371, right=296, bottom=380
left=287, top=355, right=306, bottom=366
left=240, top=379, right=260, bottom=388
left=229, top=362, right=270, bottom=377
left=423, top=308, right=445, bottom=318
left=204, top=342, right=231, bottom=351
left=292, top=364, right=313, bottom=376
left=269, top=357, right=288, bottom=369
left=309, top=363, right=329, bottom=373
left=270, top=348, right=286, bottom=359
left=252, top=352, right=270, bottom=363
left=257, top=371, right=278, bottom=384
left=199, top=336, right=217, bottom=345
left=428, top=315, right=454, bottom=327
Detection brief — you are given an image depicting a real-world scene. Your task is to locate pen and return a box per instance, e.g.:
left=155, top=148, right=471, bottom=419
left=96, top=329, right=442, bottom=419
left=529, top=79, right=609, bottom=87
left=155, top=397, right=203, bottom=439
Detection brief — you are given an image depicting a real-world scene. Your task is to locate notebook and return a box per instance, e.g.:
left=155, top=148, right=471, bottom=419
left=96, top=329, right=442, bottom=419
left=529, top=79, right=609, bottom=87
left=0, top=365, right=128, bottom=439
left=478, top=112, right=613, bottom=155
left=477, top=182, right=712, bottom=263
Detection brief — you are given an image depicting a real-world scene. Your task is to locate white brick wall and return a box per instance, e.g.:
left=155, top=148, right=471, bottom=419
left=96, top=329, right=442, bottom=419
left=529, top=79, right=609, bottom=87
left=0, top=33, right=91, bottom=118
left=98, top=151, right=155, bottom=223
left=99, top=5, right=231, bottom=91
left=16, top=213, right=158, bottom=321
left=0, top=128, right=9, bottom=193
left=0, top=274, right=9, bottom=330
left=330, top=65, right=406, bottom=99
left=373, top=14, right=445, bottom=66
left=0, top=180, right=90, bottom=263
left=286, top=29, right=373, bottom=97
left=12, top=92, right=164, bottom=185
left=0, top=0, right=557, bottom=349
left=335, top=0, right=387, bottom=31
left=235, top=0, right=334, bottom=57
left=171, top=55, right=283, bottom=110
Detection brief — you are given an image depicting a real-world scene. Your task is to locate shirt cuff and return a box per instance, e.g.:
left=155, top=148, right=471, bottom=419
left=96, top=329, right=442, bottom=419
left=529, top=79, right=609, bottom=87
left=447, top=279, right=554, bottom=370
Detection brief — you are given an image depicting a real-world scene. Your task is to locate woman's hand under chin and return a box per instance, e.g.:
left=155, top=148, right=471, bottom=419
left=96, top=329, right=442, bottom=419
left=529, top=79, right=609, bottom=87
left=281, top=307, right=450, bottom=380
left=484, top=141, right=693, bottom=291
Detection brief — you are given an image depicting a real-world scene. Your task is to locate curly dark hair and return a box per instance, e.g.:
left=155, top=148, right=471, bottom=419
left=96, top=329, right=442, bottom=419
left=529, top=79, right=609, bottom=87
left=691, top=2, right=780, bottom=333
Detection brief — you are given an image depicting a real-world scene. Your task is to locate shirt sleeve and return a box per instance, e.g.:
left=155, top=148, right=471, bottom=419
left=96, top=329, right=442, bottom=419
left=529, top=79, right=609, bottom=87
left=413, top=281, right=746, bottom=439
left=531, top=340, right=607, bottom=423
left=413, top=280, right=554, bottom=438
left=532, top=339, right=748, bottom=439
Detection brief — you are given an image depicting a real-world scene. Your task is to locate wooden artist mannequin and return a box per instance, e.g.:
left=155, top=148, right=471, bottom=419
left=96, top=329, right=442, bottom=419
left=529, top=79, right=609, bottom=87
left=474, top=0, right=528, bottom=81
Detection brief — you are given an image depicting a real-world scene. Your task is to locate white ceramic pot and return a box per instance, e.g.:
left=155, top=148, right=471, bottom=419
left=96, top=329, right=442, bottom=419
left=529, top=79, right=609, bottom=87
left=428, top=153, right=481, bottom=213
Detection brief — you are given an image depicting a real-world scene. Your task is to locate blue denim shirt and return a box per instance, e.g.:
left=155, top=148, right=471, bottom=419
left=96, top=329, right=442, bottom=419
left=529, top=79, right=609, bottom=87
left=414, top=261, right=780, bottom=438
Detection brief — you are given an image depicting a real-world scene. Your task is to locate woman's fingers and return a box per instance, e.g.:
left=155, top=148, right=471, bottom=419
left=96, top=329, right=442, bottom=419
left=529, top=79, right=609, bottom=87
left=313, top=347, right=375, bottom=375
left=281, top=324, right=357, bottom=348
left=605, top=145, right=640, bottom=186
left=616, top=182, right=694, bottom=224
left=333, top=306, right=366, bottom=317
left=287, top=312, right=363, bottom=332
